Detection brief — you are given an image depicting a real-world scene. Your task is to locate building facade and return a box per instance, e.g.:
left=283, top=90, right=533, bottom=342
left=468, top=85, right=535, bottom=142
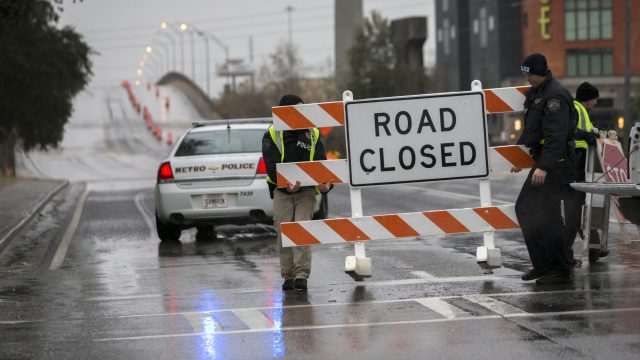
left=435, top=0, right=639, bottom=143
left=519, top=0, right=640, bottom=134
left=434, top=0, right=471, bottom=92
left=435, top=0, right=523, bottom=142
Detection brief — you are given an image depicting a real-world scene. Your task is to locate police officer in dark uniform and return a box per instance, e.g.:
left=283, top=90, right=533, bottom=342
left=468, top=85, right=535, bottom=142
left=262, top=94, right=332, bottom=291
left=513, top=53, right=577, bottom=285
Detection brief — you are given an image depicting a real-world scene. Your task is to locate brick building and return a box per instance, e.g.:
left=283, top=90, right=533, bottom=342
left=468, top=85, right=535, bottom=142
left=435, top=0, right=639, bottom=143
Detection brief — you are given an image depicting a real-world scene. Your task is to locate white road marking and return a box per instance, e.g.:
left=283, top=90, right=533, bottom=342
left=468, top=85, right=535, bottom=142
left=372, top=274, right=504, bottom=285
left=231, top=309, right=274, bottom=330
left=93, top=307, right=640, bottom=342
left=415, top=298, right=472, bottom=319
left=411, top=270, right=437, bottom=279
left=462, top=294, right=526, bottom=315
left=183, top=313, right=222, bottom=333
left=83, top=284, right=640, bottom=312
left=86, top=294, right=163, bottom=302
left=49, top=187, right=89, bottom=270
left=413, top=187, right=511, bottom=205
left=134, top=191, right=155, bottom=238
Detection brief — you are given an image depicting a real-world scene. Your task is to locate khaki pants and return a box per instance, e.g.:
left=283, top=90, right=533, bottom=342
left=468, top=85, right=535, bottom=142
left=273, top=187, right=316, bottom=280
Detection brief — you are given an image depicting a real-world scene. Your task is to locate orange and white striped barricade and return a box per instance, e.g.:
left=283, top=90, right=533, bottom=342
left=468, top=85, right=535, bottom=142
left=275, top=145, right=534, bottom=188
left=272, top=82, right=530, bottom=279
left=282, top=205, right=518, bottom=246
left=271, top=86, right=528, bottom=131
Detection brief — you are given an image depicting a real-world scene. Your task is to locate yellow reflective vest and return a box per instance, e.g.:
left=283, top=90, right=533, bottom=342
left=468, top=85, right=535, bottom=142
left=573, top=100, right=593, bottom=150
left=265, top=125, right=319, bottom=185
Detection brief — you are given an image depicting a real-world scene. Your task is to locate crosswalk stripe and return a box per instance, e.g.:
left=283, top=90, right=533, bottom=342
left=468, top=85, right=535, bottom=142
left=183, top=313, right=222, bottom=333
left=462, top=294, right=526, bottom=315
left=232, top=309, right=274, bottom=330
left=415, top=298, right=472, bottom=319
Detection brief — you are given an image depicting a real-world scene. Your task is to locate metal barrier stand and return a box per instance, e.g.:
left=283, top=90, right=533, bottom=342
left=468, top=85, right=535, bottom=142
left=471, top=80, right=502, bottom=273
left=342, top=90, right=373, bottom=280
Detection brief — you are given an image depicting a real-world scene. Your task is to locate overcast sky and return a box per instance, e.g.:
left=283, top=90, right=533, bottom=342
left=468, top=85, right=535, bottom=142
left=59, top=0, right=435, bottom=97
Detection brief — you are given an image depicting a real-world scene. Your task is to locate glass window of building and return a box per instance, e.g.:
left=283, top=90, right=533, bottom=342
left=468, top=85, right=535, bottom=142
left=565, top=0, right=612, bottom=41
left=566, top=49, right=613, bottom=76
left=479, top=7, right=487, bottom=48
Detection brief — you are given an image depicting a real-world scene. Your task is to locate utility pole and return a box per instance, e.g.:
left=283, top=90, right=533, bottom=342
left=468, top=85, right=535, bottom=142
left=195, top=29, right=211, bottom=98
left=285, top=5, right=294, bottom=46
left=623, top=0, right=631, bottom=137
left=189, top=30, right=195, bottom=81
left=249, top=35, right=255, bottom=92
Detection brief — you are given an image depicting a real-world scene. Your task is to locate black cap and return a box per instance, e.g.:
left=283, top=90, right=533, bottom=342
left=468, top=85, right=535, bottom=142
left=576, top=82, right=599, bottom=102
left=278, top=94, right=304, bottom=106
left=521, top=53, right=549, bottom=76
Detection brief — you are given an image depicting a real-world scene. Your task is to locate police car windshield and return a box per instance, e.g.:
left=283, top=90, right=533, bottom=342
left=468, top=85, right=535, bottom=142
left=175, top=129, right=264, bottom=156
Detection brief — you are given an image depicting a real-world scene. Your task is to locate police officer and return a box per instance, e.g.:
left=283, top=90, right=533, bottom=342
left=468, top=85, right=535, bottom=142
left=262, top=94, right=332, bottom=291
left=563, top=82, right=601, bottom=265
left=513, top=53, right=577, bottom=285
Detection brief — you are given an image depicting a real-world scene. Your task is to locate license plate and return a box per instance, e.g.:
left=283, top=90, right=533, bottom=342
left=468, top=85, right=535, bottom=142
left=203, top=194, right=227, bottom=209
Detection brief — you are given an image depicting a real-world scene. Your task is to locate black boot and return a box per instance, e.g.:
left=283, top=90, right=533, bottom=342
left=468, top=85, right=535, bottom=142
left=282, top=279, right=295, bottom=290
left=536, top=271, right=571, bottom=285
left=294, top=278, right=307, bottom=291
left=521, top=268, right=547, bottom=281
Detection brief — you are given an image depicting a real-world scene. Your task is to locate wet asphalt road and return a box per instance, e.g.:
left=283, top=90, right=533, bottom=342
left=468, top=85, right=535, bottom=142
left=1, top=88, right=640, bottom=359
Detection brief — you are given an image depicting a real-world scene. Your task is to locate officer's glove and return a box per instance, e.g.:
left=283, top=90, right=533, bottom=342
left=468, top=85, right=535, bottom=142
left=584, top=131, right=598, bottom=146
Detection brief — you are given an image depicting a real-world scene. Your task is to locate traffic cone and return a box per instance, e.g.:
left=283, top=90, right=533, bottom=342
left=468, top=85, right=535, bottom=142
left=166, top=131, right=173, bottom=146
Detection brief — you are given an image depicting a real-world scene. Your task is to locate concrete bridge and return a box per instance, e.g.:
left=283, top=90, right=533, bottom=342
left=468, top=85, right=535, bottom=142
left=156, top=72, right=221, bottom=119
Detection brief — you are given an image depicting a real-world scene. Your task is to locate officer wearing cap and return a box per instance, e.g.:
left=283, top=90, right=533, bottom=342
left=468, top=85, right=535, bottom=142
left=262, top=94, right=332, bottom=291
left=513, top=53, right=577, bottom=285
left=564, top=82, right=603, bottom=265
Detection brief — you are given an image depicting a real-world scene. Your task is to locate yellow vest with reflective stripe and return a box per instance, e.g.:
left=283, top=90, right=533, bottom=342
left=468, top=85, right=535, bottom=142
left=266, top=125, right=319, bottom=185
left=573, top=100, right=593, bottom=150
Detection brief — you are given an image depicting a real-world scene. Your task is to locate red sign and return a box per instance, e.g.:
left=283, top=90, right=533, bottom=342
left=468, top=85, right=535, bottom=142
left=602, top=142, right=628, bottom=183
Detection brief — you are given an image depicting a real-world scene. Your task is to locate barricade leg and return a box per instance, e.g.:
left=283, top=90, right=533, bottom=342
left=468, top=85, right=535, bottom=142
left=471, top=80, right=502, bottom=273
left=342, top=90, right=372, bottom=281
left=344, top=186, right=372, bottom=280
left=579, top=146, right=596, bottom=262
left=476, top=178, right=502, bottom=273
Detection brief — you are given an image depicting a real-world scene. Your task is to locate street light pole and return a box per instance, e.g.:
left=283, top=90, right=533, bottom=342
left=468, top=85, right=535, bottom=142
left=189, top=30, right=195, bottom=81
left=207, top=33, right=230, bottom=87
left=195, top=30, right=211, bottom=97
left=168, top=24, right=185, bottom=73
left=159, top=31, right=176, bottom=72
left=156, top=41, right=170, bottom=76
left=285, top=5, right=294, bottom=46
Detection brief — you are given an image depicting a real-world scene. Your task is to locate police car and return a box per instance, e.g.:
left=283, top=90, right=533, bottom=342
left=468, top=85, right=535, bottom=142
left=154, top=118, right=328, bottom=242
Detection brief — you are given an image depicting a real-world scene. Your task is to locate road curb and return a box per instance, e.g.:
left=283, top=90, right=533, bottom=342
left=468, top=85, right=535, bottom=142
left=0, top=179, right=70, bottom=255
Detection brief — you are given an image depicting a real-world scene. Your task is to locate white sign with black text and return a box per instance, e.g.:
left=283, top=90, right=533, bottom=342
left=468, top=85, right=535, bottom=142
left=345, top=92, right=489, bottom=187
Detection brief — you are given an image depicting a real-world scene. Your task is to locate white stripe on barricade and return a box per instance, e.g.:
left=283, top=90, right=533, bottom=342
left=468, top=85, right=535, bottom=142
left=281, top=205, right=518, bottom=247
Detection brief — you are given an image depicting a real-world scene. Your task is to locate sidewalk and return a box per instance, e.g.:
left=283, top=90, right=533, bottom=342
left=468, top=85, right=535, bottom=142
left=0, top=177, right=68, bottom=253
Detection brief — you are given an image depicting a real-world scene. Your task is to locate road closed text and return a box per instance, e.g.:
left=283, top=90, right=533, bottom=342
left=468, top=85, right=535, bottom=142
left=359, top=109, right=477, bottom=173
left=345, top=93, right=488, bottom=186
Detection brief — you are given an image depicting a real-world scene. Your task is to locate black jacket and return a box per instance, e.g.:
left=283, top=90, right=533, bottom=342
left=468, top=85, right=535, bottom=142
left=262, top=128, right=328, bottom=198
left=517, top=73, right=577, bottom=172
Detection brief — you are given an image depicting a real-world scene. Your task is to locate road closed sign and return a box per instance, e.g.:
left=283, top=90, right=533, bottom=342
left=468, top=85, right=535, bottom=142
left=345, top=92, right=488, bottom=187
